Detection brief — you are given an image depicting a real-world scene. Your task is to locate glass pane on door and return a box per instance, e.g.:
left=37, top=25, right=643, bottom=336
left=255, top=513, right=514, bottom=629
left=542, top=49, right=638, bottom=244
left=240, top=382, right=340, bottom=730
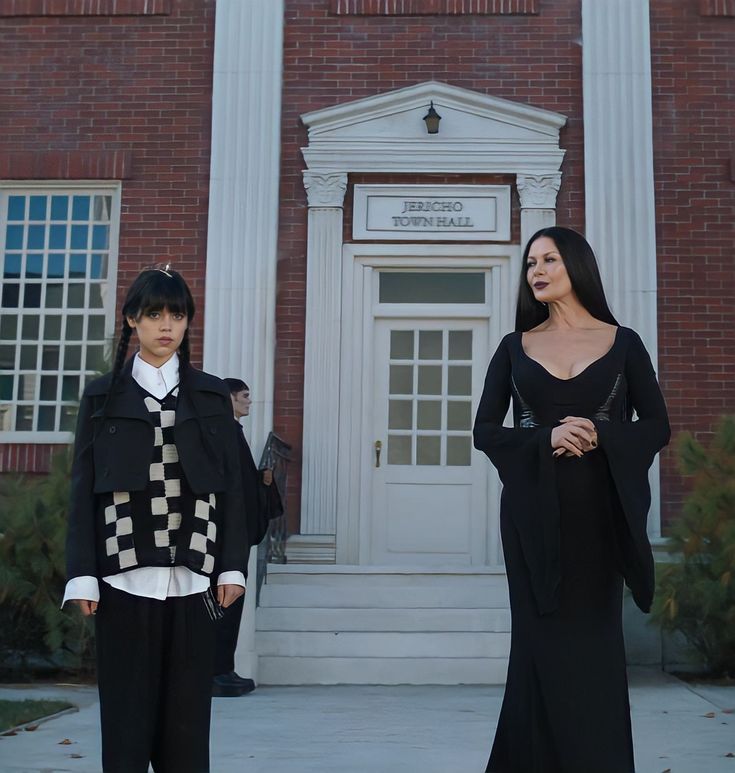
left=386, top=327, right=474, bottom=467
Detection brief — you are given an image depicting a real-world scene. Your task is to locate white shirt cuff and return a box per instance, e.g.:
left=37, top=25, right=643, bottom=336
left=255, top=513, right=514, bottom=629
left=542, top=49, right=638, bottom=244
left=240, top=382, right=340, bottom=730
left=216, top=571, right=246, bottom=588
left=62, top=576, right=100, bottom=608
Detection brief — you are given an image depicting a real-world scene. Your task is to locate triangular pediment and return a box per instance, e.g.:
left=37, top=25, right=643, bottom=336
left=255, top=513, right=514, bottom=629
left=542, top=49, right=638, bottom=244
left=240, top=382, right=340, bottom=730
left=301, top=81, right=566, bottom=174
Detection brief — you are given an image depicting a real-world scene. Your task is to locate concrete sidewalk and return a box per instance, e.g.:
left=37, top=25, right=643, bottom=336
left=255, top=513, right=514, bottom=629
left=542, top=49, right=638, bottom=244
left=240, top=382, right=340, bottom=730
left=0, top=668, right=732, bottom=773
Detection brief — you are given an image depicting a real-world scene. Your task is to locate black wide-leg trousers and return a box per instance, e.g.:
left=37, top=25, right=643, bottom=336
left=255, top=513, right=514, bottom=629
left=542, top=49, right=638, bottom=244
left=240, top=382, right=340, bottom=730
left=95, top=583, right=216, bottom=773
left=213, top=592, right=244, bottom=676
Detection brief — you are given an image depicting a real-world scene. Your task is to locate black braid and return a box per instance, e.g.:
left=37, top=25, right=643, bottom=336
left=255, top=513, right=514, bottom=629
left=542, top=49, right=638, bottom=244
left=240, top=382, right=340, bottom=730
left=98, top=319, right=132, bottom=420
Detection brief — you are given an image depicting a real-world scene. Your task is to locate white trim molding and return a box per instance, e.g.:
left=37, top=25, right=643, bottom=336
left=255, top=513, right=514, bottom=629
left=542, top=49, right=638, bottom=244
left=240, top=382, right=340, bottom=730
left=582, top=0, right=662, bottom=537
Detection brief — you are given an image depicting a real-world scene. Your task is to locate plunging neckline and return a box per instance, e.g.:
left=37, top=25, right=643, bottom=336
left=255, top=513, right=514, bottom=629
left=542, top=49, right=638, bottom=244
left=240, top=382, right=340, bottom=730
left=519, top=326, right=621, bottom=382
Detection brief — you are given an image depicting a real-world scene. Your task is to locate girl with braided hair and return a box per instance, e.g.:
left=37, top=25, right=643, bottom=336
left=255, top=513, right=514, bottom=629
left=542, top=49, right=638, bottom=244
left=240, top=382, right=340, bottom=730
left=63, top=266, right=249, bottom=772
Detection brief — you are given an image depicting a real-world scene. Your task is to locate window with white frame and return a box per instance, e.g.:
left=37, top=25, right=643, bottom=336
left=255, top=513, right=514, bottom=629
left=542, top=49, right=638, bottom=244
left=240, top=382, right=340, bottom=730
left=0, top=185, right=120, bottom=440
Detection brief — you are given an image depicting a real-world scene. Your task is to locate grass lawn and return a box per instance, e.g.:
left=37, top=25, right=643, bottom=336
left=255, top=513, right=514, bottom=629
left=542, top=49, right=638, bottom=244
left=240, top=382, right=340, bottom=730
left=0, top=699, right=73, bottom=732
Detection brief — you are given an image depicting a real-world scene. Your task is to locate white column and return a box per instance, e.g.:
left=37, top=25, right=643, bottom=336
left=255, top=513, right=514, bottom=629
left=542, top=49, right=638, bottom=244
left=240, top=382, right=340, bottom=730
left=297, top=171, right=347, bottom=556
left=203, top=0, right=283, bottom=453
left=516, top=173, right=561, bottom=250
left=203, top=0, right=284, bottom=679
left=582, top=0, right=661, bottom=537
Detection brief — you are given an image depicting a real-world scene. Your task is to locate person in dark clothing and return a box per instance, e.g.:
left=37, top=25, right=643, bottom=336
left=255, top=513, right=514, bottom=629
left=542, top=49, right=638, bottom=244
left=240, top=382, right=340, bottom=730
left=64, top=266, right=249, bottom=773
left=212, top=378, right=279, bottom=697
left=473, top=227, right=670, bottom=772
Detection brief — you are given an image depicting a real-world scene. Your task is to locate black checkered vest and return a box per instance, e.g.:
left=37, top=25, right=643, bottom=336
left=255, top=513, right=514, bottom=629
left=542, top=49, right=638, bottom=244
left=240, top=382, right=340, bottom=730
left=99, top=388, right=218, bottom=576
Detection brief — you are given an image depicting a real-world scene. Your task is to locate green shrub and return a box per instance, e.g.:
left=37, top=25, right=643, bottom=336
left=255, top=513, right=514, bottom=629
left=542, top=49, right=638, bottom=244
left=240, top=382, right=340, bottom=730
left=652, top=416, right=735, bottom=677
left=0, top=449, right=95, bottom=678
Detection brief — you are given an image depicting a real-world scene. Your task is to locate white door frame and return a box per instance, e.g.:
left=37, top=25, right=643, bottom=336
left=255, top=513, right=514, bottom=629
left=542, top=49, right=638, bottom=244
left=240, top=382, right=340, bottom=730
left=335, top=243, right=521, bottom=566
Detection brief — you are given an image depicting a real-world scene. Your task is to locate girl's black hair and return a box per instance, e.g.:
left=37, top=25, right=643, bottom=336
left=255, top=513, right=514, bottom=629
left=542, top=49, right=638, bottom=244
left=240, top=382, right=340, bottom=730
left=224, top=378, right=250, bottom=395
left=103, top=268, right=195, bottom=412
left=515, top=226, right=619, bottom=332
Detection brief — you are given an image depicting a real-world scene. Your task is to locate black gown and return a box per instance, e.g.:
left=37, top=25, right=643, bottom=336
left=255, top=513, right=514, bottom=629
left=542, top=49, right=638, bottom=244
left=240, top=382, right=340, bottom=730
left=473, top=326, right=670, bottom=773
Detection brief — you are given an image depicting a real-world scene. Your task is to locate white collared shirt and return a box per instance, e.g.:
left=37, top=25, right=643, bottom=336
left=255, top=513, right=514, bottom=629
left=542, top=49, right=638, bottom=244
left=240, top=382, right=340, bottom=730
left=62, top=351, right=245, bottom=605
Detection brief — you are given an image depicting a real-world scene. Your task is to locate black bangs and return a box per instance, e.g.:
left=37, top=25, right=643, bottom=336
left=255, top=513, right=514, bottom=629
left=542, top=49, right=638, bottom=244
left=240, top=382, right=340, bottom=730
left=122, top=268, right=196, bottom=321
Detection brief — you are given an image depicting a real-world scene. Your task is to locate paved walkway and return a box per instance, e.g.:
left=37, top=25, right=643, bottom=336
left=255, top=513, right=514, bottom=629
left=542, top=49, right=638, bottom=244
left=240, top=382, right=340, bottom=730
left=0, top=668, right=733, bottom=772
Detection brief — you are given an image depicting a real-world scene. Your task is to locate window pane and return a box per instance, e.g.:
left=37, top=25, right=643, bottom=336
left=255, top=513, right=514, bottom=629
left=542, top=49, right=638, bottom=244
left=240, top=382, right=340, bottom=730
left=40, top=375, right=57, bottom=400
left=416, top=435, right=441, bottom=466
left=417, top=365, right=441, bottom=395
left=417, top=400, right=441, bottom=430
left=67, top=284, right=85, bottom=308
left=66, top=315, right=84, bottom=339
left=49, top=225, right=67, bottom=250
left=379, top=272, right=485, bottom=304
left=2, top=284, right=20, bottom=307
left=27, top=225, right=45, bottom=250
left=26, top=253, right=43, bottom=278
left=64, top=345, right=82, bottom=370
left=389, top=365, right=413, bottom=395
left=419, top=330, right=442, bottom=360
left=86, top=344, right=106, bottom=372
left=20, top=345, right=36, bottom=368
left=3, top=253, right=21, bottom=278
left=447, top=401, right=472, bottom=431
left=38, top=405, right=56, bottom=431
left=46, top=284, right=63, bottom=307
left=44, top=315, right=62, bottom=340
left=23, top=284, right=42, bottom=308
left=0, top=316, right=17, bottom=339
left=16, top=405, right=34, bottom=431
left=448, top=331, right=472, bottom=360
left=89, top=284, right=104, bottom=308
left=62, top=375, right=80, bottom=400
left=41, top=345, right=60, bottom=370
left=448, top=366, right=471, bottom=396
left=17, top=373, right=37, bottom=400
left=50, top=195, right=68, bottom=220
left=8, top=196, right=25, bottom=221
left=93, top=195, right=112, bottom=220
left=47, top=253, right=65, bottom=277
left=0, top=345, right=15, bottom=369
left=387, top=435, right=411, bottom=465
left=29, top=196, right=47, bottom=221
left=70, top=226, right=88, bottom=251
left=88, top=315, right=105, bottom=340
left=60, top=405, right=77, bottom=431
left=0, top=374, right=13, bottom=400
left=90, top=254, right=108, bottom=279
left=5, top=225, right=23, bottom=250
left=21, top=315, right=39, bottom=339
left=72, top=195, right=90, bottom=221
left=69, top=253, right=87, bottom=277
left=390, top=330, right=413, bottom=360
left=447, top=436, right=472, bottom=466
left=388, top=399, right=412, bottom=430
left=92, top=225, right=109, bottom=250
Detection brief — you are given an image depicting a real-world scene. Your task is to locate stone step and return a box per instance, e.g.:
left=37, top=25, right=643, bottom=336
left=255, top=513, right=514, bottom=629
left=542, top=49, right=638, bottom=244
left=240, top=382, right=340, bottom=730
left=255, top=606, right=511, bottom=633
left=256, top=630, right=511, bottom=659
left=258, top=583, right=509, bottom=609
left=257, top=656, right=509, bottom=685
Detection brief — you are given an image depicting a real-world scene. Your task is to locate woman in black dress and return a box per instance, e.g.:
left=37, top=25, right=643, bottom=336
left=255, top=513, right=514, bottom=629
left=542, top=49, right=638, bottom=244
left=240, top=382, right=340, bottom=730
left=473, top=227, right=670, bottom=773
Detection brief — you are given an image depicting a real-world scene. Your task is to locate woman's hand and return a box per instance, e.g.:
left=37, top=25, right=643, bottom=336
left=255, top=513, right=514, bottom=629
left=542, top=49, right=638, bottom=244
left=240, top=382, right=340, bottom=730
left=217, top=583, right=246, bottom=608
left=551, top=417, right=597, bottom=458
left=70, top=599, right=98, bottom=616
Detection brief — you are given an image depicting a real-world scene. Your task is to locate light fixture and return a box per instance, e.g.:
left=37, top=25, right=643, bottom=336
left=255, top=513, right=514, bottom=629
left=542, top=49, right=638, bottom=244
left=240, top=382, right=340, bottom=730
left=422, top=101, right=441, bottom=135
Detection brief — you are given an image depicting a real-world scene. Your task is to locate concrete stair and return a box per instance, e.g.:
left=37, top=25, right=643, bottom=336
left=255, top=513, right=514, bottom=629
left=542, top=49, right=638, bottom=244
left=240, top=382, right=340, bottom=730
left=255, top=565, right=511, bottom=685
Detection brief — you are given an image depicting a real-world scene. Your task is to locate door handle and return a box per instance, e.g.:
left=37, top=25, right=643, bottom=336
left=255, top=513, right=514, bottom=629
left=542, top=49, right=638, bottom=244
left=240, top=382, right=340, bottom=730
left=374, top=440, right=382, bottom=468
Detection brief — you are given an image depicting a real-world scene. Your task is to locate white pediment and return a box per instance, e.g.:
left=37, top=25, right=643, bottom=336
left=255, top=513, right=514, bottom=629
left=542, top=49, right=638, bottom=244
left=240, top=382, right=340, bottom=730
left=301, top=81, right=567, bottom=174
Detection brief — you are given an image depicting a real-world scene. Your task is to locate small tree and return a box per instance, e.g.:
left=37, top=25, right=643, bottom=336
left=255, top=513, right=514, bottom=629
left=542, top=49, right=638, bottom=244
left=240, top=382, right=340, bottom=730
left=653, top=416, right=735, bottom=677
left=0, top=450, right=95, bottom=677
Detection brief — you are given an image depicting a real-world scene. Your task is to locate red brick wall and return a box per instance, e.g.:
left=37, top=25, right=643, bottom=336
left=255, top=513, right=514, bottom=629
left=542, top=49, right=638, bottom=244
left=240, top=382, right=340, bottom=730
left=650, top=0, right=735, bottom=525
left=0, top=0, right=216, bottom=473
left=276, top=0, right=585, bottom=531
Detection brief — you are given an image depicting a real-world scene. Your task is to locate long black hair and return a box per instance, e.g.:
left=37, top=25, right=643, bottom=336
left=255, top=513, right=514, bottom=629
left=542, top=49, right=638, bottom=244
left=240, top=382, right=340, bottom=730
left=515, top=226, right=618, bottom=332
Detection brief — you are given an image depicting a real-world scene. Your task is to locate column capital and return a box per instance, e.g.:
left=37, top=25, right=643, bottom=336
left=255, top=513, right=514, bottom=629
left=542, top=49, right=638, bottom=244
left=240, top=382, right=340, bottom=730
left=303, top=170, right=348, bottom=208
left=516, top=172, right=561, bottom=209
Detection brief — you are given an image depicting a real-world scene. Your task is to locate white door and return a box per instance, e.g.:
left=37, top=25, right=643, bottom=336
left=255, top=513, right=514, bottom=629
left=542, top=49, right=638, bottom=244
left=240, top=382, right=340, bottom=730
left=370, top=319, right=488, bottom=565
